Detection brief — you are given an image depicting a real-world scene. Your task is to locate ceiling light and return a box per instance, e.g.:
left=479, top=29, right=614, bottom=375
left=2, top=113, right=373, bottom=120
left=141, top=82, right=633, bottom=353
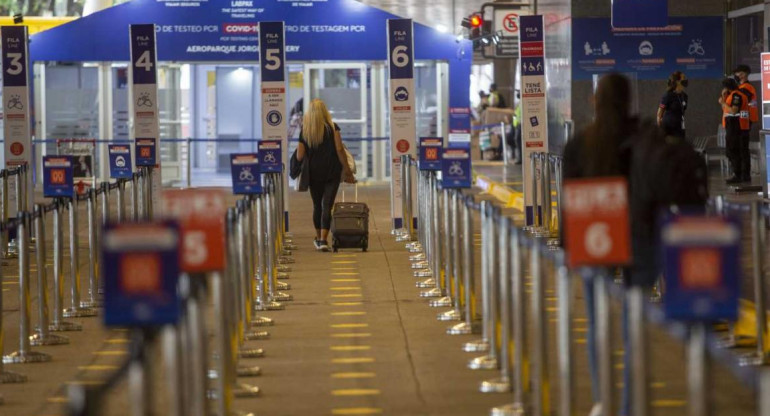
left=436, top=24, right=448, bottom=33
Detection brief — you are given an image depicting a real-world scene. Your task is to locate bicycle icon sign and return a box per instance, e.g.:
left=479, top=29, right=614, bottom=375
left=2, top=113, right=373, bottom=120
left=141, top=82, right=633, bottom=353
left=688, top=39, right=705, bottom=56
left=441, top=147, right=471, bottom=189
left=448, top=162, right=464, bottom=176
left=263, top=152, right=276, bottom=164
left=239, top=167, right=255, bottom=182
left=230, top=153, right=263, bottom=195
left=6, top=94, right=23, bottom=110
left=136, top=92, right=153, bottom=108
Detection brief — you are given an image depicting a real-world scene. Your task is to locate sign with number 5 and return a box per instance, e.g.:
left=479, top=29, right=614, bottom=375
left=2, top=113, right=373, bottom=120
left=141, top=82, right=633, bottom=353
left=563, top=177, right=631, bottom=267
left=161, top=189, right=227, bottom=272
left=1, top=26, right=31, bottom=168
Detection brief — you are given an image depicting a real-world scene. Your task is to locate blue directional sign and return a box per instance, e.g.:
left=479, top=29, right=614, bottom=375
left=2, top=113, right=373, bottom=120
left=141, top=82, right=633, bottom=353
left=612, top=0, right=667, bottom=29
left=230, top=153, right=263, bottom=195
left=108, top=144, right=133, bottom=179
left=135, top=138, right=156, bottom=167
left=258, top=140, right=282, bottom=173
left=419, top=137, right=443, bottom=171
left=42, top=156, right=73, bottom=198
left=662, top=215, right=741, bottom=322
left=441, top=146, right=471, bottom=188
left=102, top=221, right=181, bottom=327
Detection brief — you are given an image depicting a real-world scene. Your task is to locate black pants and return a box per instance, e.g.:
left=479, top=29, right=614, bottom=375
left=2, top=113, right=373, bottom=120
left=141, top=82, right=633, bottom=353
left=726, top=125, right=751, bottom=179
left=309, top=180, right=340, bottom=230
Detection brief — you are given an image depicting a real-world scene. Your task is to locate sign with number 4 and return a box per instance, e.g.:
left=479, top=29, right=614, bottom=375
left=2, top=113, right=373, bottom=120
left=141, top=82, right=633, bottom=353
left=563, top=177, right=631, bottom=267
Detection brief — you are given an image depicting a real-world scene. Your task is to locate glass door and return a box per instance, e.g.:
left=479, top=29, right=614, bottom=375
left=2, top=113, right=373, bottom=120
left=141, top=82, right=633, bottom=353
left=303, top=63, right=369, bottom=179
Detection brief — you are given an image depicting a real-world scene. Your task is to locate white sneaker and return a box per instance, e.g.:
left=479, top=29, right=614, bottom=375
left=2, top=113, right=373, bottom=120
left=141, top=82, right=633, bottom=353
left=589, top=403, right=602, bottom=416
left=313, top=240, right=324, bottom=251
left=320, top=241, right=330, bottom=252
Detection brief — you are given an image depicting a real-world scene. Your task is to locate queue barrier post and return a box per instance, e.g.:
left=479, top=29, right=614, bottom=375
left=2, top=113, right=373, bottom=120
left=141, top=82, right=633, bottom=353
left=741, top=200, right=770, bottom=366
left=255, top=192, right=282, bottom=312
left=595, top=271, right=614, bottom=416
left=419, top=176, right=442, bottom=296
left=429, top=187, right=454, bottom=308
left=131, top=172, right=140, bottom=221
left=529, top=239, right=549, bottom=416
left=238, top=199, right=269, bottom=344
left=469, top=203, right=500, bottom=371
left=30, top=204, right=69, bottom=346
left=413, top=171, right=434, bottom=280
left=249, top=195, right=275, bottom=323
left=268, top=176, right=292, bottom=301
left=3, top=212, right=52, bottom=364
left=410, top=171, right=429, bottom=269
left=438, top=189, right=463, bottom=322
left=464, top=200, right=493, bottom=354
left=628, top=285, right=649, bottom=416
left=64, top=197, right=97, bottom=318
left=1, top=170, right=10, bottom=259
left=482, top=212, right=512, bottom=394
left=82, top=188, right=101, bottom=308
left=448, top=194, right=478, bottom=336
left=0, top=217, right=27, bottom=383
left=50, top=199, right=82, bottom=332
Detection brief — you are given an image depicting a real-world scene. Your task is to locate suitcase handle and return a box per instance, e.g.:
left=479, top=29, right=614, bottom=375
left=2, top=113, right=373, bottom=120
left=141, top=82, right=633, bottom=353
left=341, top=183, right=358, bottom=203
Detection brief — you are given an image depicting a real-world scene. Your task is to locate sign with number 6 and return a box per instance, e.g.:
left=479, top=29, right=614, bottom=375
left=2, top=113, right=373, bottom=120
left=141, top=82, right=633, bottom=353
left=563, top=177, right=631, bottom=267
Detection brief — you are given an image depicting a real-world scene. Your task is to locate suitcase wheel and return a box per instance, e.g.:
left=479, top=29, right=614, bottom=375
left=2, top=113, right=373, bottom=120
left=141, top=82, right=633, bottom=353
left=362, top=237, right=368, bottom=252
left=332, top=238, right=339, bottom=253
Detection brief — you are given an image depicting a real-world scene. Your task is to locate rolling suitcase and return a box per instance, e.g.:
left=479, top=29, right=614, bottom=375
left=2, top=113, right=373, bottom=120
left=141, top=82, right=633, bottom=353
left=331, top=184, right=369, bottom=252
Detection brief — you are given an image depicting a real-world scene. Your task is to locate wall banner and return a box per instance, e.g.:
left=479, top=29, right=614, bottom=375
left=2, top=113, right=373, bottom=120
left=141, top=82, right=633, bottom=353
left=1, top=25, right=31, bottom=168
left=519, top=15, right=548, bottom=226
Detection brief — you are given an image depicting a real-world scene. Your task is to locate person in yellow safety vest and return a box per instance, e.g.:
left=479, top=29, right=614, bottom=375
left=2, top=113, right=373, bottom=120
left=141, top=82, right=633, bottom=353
left=720, top=77, right=751, bottom=184
left=488, top=83, right=507, bottom=108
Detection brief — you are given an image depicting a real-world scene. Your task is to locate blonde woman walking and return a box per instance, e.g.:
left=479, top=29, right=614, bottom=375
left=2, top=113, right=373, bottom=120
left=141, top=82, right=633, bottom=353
left=296, top=99, right=356, bottom=251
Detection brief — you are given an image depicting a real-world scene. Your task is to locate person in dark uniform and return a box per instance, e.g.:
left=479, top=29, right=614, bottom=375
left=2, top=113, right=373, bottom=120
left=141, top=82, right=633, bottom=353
left=720, top=78, right=751, bottom=184
left=657, top=71, right=688, bottom=139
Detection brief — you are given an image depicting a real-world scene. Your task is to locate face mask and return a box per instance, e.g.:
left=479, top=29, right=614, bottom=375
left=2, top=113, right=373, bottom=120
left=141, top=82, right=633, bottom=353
left=734, top=75, right=741, bottom=83
left=680, top=79, right=689, bottom=88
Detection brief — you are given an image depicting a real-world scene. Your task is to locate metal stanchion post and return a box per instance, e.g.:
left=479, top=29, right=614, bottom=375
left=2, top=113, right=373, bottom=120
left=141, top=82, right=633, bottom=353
left=255, top=193, right=282, bottom=311
left=430, top=188, right=453, bottom=308
left=0, top=219, right=26, bottom=382
left=116, top=180, right=126, bottom=223
left=449, top=195, right=478, bottom=335
left=470, top=203, right=500, bottom=370
left=759, top=368, right=770, bottom=416
left=688, top=323, right=710, bottom=416
left=162, top=323, right=184, bottom=416
left=250, top=196, right=275, bottom=323
left=596, top=273, right=614, bottom=416
left=82, top=189, right=101, bottom=308
left=465, top=200, right=493, bottom=354
left=273, top=175, right=293, bottom=273
left=131, top=173, right=140, bottom=221
left=553, top=158, right=563, bottom=244
left=530, top=241, right=549, bottom=416
left=238, top=200, right=269, bottom=344
left=420, top=178, right=443, bottom=296
left=3, top=212, right=52, bottom=363
left=128, top=330, right=152, bottom=416
left=145, top=167, right=154, bottom=220
left=482, top=214, right=511, bottom=393
left=415, top=172, right=434, bottom=280
left=266, top=180, right=291, bottom=302
left=187, top=277, right=209, bottom=416
left=50, top=199, right=81, bottom=332
left=556, top=252, right=574, bottom=416
left=0, top=170, right=9, bottom=259
left=64, top=197, right=96, bottom=318
left=628, top=285, right=649, bottom=416
left=30, top=204, right=68, bottom=346
left=528, top=152, right=539, bottom=230
left=741, top=200, right=770, bottom=366
left=439, top=190, right=463, bottom=322
left=411, top=172, right=429, bottom=269
left=397, top=156, right=408, bottom=239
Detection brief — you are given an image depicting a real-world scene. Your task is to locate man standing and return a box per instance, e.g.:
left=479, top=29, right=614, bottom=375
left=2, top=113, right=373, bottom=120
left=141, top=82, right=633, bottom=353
left=720, top=78, right=751, bottom=184
left=734, top=65, right=758, bottom=181
left=488, top=83, right=507, bottom=108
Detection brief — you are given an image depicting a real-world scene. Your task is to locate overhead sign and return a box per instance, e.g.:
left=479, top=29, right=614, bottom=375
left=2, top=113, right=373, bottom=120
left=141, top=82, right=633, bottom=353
left=662, top=216, right=741, bottom=322
left=230, top=153, right=263, bottom=195
left=449, top=107, right=472, bottom=145
left=493, top=7, right=530, bottom=58
left=519, top=15, right=549, bottom=226
left=135, top=138, right=157, bottom=167
left=102, top=222, right=181, bottom=327
left=563, top=177, right=631, bottom=267
left=388, top=18, right=417, bottom=230
left=612, top=0, right=668, bottom=29
left=260, top=21, right=288, bottom=146
left=42, top=156, right=74, bottom=198
left=573, top=17, right=723, bottom=81
left=129, top=24, right=161, bottom=167
left=108, top=144, right=133, bottom=179
left=258, top=140, right=282, bottom=173
left=161, top=189, right=226, bottom=273
left=419, top=137, right=443, bottom=171
left=441, top=147, right=472, bottom=189
left=1, top=26, right=31, bottom=168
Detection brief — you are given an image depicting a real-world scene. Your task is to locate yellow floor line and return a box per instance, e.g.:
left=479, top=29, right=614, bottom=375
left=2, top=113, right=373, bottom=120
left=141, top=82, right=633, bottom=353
left=331, top=346, right=371, bottom=351
left=546, top=307, right=559, bottom=312
left=333, top=272, right=360, bottom=276
left=2, top=281, right=17, bottom=285
left=617, top=382, right=666, bottom=389
left=331, top=333, right=372, bottom=338
left=575, top=338, right=587, bottom=344
left=331, top=287, right=362, bottom=291
left=573, top=318, right=588, bottom=323
left=332, top=357, right=375, bottom=364
left=332, top=372, right=376, bottom=379
left=652, top=400, right=687, bottom=407
left=105, top=339, right=130, bottom=344
left=331, top=389, right=380, bottom=396
left=331, top=323, right=369, bottom=329
left=331, top=408, right=383, bottom=415
left=332, top=261, right=357, bottom=264
left=332, top=294, right=363, bottom=298
left=66, top=380, right=104, bottom=385
left=332, top=268, right=358, bottom=271
left=332, top=279, right=361, bottom=283
left=331, top=311, right=367, bottom=316
left=332, top=302, right=363, bottom=306
left=78, top=365, right=119, bottom=371
left=93, top=350, right=128, bottom=356
left=332, top=254, right=358, bottom=258
left=573, top=328, right=588, bottom=333
left=2, top=289, right=8, bottom=292
left=47, top=397, right=69, bottom=403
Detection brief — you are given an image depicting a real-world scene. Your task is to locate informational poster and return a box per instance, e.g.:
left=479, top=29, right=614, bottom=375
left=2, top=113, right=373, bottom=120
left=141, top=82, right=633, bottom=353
left=129, top=24, right=162, bottom=213
left=662, top=216, right=741, bottom=322
left=441, top=147, right=472, bottom=189
left=258, top=140, right=282, bottom=173
left=494, top=6, right=530, bottom=58
left=448, top=108, right=472, bottom=146
left=230, top=153, right=263, bottom=195
left=1, top=26, right=31, bottom=168
left=57, top=139, right=96, bottom=187
left=418, top=137, right=443, bottom=171
left=572, top=17, right=723, bottom=81
left=388, top=18, right=417, bottom=230
left=519, top=15, right=548, bottom=226
left=135, top=138, right=157, bottom=167
left=108, top=144, right=133, bottom=179
left=42, top=156, right=74, bottom=198
left=102, top=222, right=181, bottom=327
left=259, top=21, right=289, bottom=230
left=612, top=0, right=667, bottom=28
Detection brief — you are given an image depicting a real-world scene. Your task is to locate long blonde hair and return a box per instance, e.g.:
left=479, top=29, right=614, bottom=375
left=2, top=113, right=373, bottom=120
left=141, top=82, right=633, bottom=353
left=302, top=99, right=334, bottom=148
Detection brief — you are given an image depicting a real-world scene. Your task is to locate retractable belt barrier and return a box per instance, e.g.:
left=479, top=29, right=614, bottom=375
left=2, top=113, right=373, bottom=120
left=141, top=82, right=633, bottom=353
left=0, top=159, right=293, bottom=414
left=401, top=153, right=770, bottom=416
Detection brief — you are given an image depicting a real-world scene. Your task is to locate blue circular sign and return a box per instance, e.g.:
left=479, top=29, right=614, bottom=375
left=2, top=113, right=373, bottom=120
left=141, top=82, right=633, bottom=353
left=267, top=110, right=282, bottom=126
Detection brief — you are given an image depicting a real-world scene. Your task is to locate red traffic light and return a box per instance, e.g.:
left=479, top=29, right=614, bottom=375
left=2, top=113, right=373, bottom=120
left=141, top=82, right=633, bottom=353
left=470, top=14, right=483, bottom=27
